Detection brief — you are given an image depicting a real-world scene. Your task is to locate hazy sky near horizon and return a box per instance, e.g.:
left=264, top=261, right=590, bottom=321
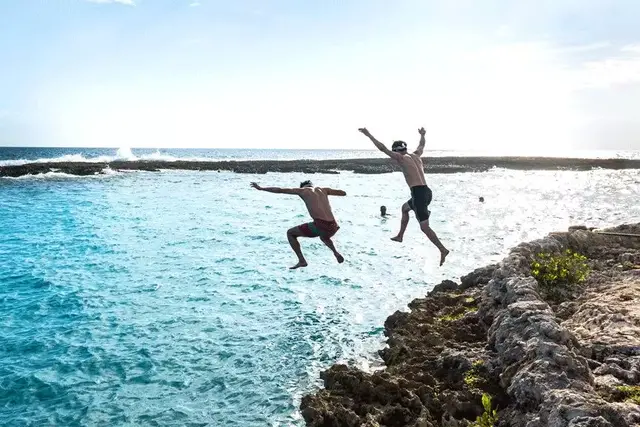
left=1, top=0, right=640, bottom=151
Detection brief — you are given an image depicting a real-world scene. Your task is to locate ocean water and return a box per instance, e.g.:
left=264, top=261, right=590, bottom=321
left=1, top=149, right=640, bottom=426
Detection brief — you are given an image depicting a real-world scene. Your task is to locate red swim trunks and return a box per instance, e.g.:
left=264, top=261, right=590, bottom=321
left=298, top=219, right=340, bottom=238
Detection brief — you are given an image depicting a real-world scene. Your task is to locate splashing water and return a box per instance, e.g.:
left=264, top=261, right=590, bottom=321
left=115, top=147, right=137, bottom=160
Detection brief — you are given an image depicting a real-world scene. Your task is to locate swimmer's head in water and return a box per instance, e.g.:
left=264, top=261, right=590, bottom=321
left=380, top=205, right=387, bottom=216
left=392, top=141, right=407, bottom=153
left=300, top=180, right=313, bottom=188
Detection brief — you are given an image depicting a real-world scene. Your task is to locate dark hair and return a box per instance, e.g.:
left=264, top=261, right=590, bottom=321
left=392, top=140, right=407, bottom=152
left=300, top=180, right=313, bottom=188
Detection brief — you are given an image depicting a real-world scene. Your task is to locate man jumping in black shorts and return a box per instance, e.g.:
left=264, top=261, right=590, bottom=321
left=359, top=126, right=449, bottom=266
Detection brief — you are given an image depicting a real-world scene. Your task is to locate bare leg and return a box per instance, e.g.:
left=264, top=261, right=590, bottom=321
left=419, top=220, right=449, bottom=266
left=287, top=227, right=308, bottom=269
left=391, top=203, right=411, bottom=243
left=320, top=236, right=344, bottom=264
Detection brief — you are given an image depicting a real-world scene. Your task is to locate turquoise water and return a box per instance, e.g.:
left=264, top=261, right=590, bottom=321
left=1, top=167, right=639, bottom=426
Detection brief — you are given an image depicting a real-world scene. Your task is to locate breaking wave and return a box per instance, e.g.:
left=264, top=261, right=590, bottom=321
left=0, top=148, right=189, bottom=167
left=0, top=168, right=123, bottom=180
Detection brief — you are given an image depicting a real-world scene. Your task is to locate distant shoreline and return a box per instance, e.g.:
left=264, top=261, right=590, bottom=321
left=2, top=156, right=640, bottom=178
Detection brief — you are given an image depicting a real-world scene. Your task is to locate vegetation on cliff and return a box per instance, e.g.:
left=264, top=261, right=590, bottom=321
left=300, top=224, right=640, bottom=427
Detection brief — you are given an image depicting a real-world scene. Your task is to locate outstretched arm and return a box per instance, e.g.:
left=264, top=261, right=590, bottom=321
left=413, top=127, right=426, bottom=156
left=322, top=188, right=347, bottom=196
left=358, top=127, right=399, bottom=159
left=251, top=182, right=303, bottom=195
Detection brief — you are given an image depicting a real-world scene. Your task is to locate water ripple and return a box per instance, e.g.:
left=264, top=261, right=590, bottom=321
left=0, top=169, right=638, bottom=425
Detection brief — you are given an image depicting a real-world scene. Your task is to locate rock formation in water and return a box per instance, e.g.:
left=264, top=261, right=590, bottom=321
left=300, top=224, right=640, bottom=427
left=2, top=156, right=640, bottom=178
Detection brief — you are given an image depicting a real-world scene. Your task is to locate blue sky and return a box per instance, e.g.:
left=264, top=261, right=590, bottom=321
left=1, top=0, right=640, bottom=151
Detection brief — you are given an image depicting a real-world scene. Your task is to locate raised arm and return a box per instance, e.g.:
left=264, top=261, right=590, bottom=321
left=322, top=188, right=347, bottom=196
left=413, top=127, right=426, bottom=156
left=251, top=182, right=303, bottom=195
left=358, top=127, right=399, bottom=159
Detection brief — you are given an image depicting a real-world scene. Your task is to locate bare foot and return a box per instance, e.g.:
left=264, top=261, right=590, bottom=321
left=390, top=236, right=403, bottom=243
left=335, top=253, right=345, bottom=264
left=440, top=249, right=450, bottom=266
left=290, top=261, right=308, bottom=269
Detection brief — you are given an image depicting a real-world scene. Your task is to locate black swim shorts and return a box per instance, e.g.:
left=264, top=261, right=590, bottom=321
left=407, top=185, right=432, bottom=222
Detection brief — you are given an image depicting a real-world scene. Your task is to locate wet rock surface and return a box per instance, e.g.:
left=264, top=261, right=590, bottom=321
left=3, top=156, right=640, bottom=178
left=300, top=224, right=640, bottom=426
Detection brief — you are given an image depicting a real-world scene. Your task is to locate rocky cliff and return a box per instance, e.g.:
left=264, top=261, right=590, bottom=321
left=300, top=224, right=640, bottom=427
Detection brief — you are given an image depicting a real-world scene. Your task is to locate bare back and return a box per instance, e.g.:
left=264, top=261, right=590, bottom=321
left=394, top=153, right=427, bottom=188
left=299, top=187, right=336, bottom=221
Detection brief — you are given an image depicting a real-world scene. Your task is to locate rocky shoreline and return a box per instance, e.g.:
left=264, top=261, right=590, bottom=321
left=300, top=224, right=640, bottom=427
left=2, top=156, right=640, bottom=178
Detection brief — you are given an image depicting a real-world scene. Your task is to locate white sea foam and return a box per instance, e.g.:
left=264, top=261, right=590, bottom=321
left=0, top=148, right=194, bottom=167
left=101, top=167, right=122, bottom=176
left=1, top=171, right=84, bottom=180
left=115, top=147, right=137, bottom=160
left=1, top=169, right=123, bottom=180
left=0, top=152, right=113, bottom=167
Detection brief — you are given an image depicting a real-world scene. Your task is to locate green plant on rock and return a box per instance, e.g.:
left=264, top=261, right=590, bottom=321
left=530, top=249, right=590, bottom=300
left=464, top=360, right=485, bottom=390
left=616, top=385, right=640, bottom=405
left=437, top=306, right=478, bottom=322
left=471, top=393, right=498, bottom=427
left=464, top=371, right=481, bottom=389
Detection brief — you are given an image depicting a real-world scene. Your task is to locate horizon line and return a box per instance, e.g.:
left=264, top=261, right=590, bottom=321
left=0, top=146, right=638, bottom=153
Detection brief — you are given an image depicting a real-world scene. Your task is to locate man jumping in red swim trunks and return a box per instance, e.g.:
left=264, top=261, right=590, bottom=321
left=250, top=180, right=346, bottom=269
